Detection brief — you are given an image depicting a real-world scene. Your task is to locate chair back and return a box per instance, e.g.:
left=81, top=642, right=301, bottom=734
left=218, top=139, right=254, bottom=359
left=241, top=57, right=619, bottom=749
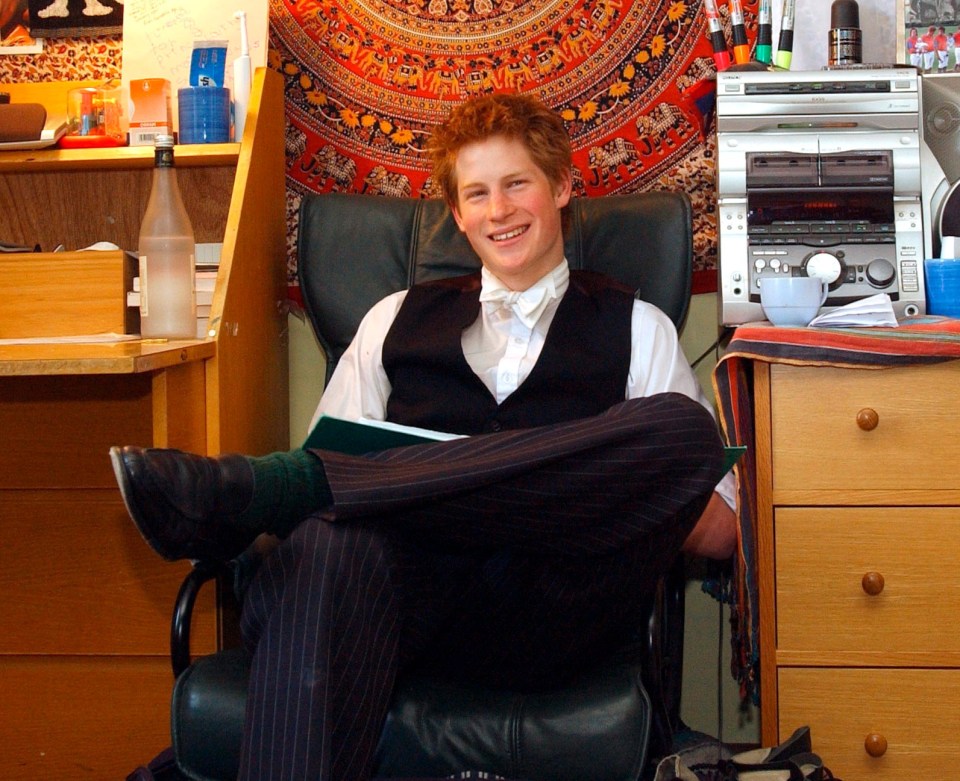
left=297, top=192, right=693, bottom=380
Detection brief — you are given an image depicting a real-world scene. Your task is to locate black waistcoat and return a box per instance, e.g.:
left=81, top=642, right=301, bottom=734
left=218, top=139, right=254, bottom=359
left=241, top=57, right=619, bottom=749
left=381, top=270, right=634, bottom=435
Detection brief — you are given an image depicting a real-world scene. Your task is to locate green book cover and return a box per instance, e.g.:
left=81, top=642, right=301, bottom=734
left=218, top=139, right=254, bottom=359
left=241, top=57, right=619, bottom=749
left=723, top=444, right=747, bottom=474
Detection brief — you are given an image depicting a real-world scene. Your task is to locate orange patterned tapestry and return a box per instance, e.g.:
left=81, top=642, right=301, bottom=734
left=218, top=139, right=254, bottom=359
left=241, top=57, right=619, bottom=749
left=272, top=0, right=758, bottom=292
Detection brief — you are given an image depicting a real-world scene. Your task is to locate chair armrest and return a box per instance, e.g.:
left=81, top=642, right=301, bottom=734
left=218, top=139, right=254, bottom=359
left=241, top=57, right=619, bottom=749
left=171, top=562, right=228, bottom=679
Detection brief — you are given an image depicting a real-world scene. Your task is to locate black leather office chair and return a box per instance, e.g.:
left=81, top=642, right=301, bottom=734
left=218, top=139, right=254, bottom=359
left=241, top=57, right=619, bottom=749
left=168, top=191, right=695, bottom=781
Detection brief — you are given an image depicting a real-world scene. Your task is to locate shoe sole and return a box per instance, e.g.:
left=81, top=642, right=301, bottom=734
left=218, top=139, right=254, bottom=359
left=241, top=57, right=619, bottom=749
left=109, top=446, right=177, bottom=561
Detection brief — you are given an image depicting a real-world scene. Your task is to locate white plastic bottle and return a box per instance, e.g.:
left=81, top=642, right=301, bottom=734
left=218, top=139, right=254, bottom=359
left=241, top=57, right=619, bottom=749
left=138, top=134, right=197, bottom=338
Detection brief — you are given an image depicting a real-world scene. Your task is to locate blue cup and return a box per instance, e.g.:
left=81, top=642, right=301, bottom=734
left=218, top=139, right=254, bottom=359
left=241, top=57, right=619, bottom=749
left=924, top=258, right=960, bottom=318
left=177, top=86, right=231, bottom=144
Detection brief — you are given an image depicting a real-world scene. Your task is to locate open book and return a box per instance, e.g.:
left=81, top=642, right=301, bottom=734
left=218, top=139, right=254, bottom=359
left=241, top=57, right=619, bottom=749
left=303, top=415, right=465, bottom=455
left=305, top=414, right=746, bottom=473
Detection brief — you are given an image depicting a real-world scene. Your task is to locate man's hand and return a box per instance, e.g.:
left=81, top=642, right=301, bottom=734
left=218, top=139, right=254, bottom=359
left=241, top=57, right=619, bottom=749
left=682, top=491, right=737, bottom=559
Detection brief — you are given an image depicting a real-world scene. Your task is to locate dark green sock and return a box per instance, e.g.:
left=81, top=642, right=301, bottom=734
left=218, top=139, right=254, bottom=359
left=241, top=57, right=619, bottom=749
left=237, top=449, right=333, bottom=537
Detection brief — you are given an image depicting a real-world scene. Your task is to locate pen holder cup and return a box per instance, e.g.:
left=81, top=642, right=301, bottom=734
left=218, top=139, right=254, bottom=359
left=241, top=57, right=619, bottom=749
left=177, top=87, right=231, bottom=144
left=66, top=84, right=125, bottom=143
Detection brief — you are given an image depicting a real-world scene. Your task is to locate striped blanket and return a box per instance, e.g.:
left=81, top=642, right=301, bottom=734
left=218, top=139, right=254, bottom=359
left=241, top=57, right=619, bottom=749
left=711, top=316, right=960, bottom=705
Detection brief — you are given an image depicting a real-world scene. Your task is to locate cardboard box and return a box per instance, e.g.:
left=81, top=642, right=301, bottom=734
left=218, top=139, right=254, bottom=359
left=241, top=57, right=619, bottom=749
left=127, top=78, right=172, bottom=146
left=0, top=251, right=138, bottom=338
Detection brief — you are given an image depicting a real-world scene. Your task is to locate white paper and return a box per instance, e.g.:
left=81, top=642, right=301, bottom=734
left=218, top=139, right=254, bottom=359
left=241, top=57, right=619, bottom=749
left=356, top=417, right=466, bottom=442
left=808, top=294, right=899, bottom=328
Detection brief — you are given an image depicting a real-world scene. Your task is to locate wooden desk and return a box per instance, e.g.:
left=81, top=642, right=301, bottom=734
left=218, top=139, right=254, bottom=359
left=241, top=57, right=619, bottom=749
left=0, top=69, right=289, bottom=779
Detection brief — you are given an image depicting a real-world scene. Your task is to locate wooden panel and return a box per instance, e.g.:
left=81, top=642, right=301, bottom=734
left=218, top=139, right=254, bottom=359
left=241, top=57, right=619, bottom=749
left=0, top=165, right=234, bottom=253
left=151, top=360, right=207, bottom=452
left=752, top=361, right=781, bottom=746
left=0, top=251, right=136, bottom=338
left=775, top=507, right=960, bottom=658
left=0, top=656, right=175, bottom=781
left=206, top=67, right=289, bottom=456
left=0, top=489, right=217, bottom=655
left=770, top=361, right=960, bottom=492
left=779, top=668, right=960, bottom=781
left=0, top=373, right=152, bottom=488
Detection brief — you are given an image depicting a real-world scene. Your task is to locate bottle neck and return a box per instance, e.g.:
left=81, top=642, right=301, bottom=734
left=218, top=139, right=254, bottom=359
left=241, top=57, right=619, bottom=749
left=154, top=146, right=175, bottom=168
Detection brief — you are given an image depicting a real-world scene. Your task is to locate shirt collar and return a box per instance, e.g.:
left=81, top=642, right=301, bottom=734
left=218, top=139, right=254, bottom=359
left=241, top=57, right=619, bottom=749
left=478, top=261, right=569, bottom=329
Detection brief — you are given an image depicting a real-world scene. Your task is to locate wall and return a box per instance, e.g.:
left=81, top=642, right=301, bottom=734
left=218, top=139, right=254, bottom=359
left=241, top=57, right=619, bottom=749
left=771, top=0, right=899, bottom=69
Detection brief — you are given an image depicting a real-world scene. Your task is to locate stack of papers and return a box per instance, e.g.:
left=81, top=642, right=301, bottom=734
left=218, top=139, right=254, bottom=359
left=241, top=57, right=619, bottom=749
left=808, top=294, right=898, bottom=328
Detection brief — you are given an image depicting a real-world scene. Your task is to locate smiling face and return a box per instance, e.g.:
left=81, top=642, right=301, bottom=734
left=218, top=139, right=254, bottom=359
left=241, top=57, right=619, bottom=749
left=451, top=135, right=572, bottom=291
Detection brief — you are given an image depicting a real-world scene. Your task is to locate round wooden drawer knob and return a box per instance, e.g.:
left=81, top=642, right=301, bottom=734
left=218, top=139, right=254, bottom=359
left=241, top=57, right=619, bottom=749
left=856, top=408, right=879, bottom=431
left=862, top=571, right=885, bottom=596
left=865, top=733, right=888, bottom=757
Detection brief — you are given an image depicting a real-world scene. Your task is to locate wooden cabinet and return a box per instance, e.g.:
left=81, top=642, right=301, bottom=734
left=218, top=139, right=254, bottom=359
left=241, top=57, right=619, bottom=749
left=755, top=360, right=960, bottom=780
left=0, top=69, right=289, bottom=779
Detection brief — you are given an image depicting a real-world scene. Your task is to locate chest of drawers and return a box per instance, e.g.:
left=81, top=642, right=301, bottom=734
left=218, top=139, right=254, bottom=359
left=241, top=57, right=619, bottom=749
left=754, top=360, right=960, bottom=780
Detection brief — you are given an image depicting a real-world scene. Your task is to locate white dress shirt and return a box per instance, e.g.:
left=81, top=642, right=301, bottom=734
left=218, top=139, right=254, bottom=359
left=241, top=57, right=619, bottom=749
left=313, top=260, right=735, bottom=508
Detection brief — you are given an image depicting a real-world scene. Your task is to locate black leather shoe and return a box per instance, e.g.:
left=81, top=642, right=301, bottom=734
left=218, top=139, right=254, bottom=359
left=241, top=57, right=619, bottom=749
left=110, top=446, right=257, bottom=562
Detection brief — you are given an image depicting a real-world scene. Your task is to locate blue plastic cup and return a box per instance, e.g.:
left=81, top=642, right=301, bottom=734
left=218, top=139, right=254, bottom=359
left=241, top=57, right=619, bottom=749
left=177, top=87, right=231, bottom=144
left=924, top=258, right=960, bottom=318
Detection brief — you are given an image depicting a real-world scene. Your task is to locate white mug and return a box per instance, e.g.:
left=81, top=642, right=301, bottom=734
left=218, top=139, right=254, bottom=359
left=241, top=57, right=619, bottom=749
left=759, top=275, right=829, bottom=327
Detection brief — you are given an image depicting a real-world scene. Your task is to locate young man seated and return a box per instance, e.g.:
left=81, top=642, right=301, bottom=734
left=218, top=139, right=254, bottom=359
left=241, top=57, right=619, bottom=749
left=111, top=92, right=736, bottom=781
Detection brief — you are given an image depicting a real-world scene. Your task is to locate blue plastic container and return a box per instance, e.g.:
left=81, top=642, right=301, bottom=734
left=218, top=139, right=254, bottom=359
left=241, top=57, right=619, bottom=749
left=924, top=258, right=960, bottom=318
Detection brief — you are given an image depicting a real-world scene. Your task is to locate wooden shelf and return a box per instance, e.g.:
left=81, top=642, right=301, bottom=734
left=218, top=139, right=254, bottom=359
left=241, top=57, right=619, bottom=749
left=0, top=142, right=240, bottom=173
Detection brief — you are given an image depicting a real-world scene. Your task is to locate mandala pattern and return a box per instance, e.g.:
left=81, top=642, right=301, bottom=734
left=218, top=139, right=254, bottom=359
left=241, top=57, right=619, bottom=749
left=273, top=0, right=759, bottom=291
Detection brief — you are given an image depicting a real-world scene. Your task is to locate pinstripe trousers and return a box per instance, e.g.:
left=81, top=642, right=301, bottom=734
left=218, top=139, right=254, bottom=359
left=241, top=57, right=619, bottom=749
left=237, top=392, right=725, bottom=781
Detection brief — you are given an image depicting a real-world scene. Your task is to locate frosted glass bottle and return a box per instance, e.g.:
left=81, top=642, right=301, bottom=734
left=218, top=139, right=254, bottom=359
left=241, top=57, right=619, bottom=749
left=138, top=135, right=197, bottom=338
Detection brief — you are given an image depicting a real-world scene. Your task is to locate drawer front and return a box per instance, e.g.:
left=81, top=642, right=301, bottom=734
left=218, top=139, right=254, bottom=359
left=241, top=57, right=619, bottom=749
left=0, top=490, right=218, bottom=655
left=776, top=507, right=960, bottom=658
left=770, top=361, right=960, bottom=492
left=0, top=374, right=152, bottom=489
left=1, top=656, right=173, bottom=781
left=778, top=667, right=960, bottom=781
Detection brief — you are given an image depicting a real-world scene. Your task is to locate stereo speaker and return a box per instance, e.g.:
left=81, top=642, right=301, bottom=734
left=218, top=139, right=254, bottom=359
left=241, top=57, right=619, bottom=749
left=920, top=74, right=960, bottom=256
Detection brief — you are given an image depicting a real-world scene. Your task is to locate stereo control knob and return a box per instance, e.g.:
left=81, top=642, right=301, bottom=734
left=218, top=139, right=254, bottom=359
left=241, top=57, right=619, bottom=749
left=804, top=252, right=844, bottom=286
left=866, top=258, right=896, bottom=288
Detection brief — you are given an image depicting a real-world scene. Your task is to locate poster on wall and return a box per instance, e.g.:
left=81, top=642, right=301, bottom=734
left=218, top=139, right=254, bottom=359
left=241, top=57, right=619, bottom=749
left=26, top=0, right=122, bottom=38
left=0, top=0, right=41, bottom=53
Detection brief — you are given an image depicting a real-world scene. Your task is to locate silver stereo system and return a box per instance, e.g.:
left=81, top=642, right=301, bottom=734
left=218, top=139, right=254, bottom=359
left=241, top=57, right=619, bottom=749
left=919, top=73, right=960, bottom=261
left=716, top=67, right=926, bottom=325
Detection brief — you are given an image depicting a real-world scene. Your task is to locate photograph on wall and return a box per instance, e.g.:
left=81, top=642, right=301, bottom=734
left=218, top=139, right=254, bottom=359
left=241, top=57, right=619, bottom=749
left=0, top=0, right=41, bottom=53
left=900, top=6, right=960, bottom=73
left=904, top=0, right=960, bottom=72
left=27, top=0, right=122, bottom=38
